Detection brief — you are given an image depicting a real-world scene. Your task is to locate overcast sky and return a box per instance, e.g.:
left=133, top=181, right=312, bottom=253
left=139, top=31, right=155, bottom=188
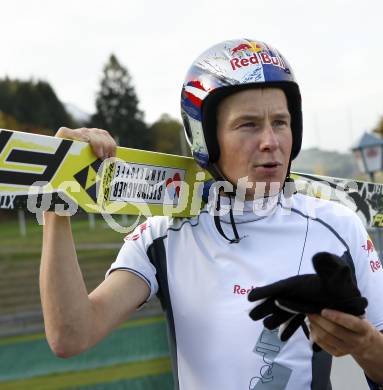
left=1, top=0, right=382, bottom=152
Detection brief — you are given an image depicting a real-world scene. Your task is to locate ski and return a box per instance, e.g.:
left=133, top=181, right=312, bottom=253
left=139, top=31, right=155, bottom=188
left=1, top=128, right=382, bottom=228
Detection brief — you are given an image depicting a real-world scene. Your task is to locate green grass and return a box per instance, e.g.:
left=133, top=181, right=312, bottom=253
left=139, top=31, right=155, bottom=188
left=0, top=214, right=147, bottom=317
left=0, top=214, right=169, bottom=390
left=0, top=215, right=125, bottom=249
left=0, top=247, right=117, bottom=263
left=0, top=315, right=169, bottom=382
left=0, top=315, right=165, bottom=347
left=0, top=214, right=145, bottom=263
left=0, top=357, right=172, bottom=390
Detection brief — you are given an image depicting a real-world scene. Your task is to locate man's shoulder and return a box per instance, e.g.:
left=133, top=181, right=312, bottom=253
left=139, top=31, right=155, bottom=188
left=290, top=193, right=359, bottom=224
left=143, top=213, right=204, bottom=238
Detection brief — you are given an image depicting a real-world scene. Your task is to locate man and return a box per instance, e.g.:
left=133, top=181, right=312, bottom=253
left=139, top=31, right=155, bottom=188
left=41, top=39, right=383, bottom=389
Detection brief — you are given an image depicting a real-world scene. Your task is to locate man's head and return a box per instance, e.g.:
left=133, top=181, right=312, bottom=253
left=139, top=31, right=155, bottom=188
left=181, top=38, right=302, bottom=191
left=216, top=87, right=292, bottom=197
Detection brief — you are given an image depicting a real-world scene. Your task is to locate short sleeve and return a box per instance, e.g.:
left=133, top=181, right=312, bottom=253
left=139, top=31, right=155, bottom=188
left=105, top=217, right=168, bottom=302
left=348, top=214, right=383, bottom=330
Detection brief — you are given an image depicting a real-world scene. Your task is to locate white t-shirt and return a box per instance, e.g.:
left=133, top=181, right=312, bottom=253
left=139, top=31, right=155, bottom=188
left=107, top=193, right=383, bottom=390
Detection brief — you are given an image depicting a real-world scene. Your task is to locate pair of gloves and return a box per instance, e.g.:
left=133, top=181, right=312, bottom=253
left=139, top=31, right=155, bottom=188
left=248, top=252, right=368, bottom=349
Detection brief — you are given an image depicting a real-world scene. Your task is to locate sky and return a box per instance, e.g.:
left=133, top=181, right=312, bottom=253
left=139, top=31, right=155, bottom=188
left=1, top=0, right=382, bottom=152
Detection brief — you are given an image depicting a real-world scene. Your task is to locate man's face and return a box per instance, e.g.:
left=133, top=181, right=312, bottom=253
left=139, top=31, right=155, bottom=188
left=216, top=88, right=292, bottom=198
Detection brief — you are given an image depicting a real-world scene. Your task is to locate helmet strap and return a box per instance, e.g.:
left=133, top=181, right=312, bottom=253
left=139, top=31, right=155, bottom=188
left=213, top=192, right=242, bottom=244
left=283, top=160, right=297, bottom=198
left=209, top=163, right=237, bottom=196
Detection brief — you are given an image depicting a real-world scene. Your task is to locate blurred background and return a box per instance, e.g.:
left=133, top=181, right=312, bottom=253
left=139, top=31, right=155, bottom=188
left=1, top=0, right=383, bottom=388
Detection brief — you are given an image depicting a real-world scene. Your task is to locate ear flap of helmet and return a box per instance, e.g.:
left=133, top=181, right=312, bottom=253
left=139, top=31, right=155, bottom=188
left=181, top=110, right=193, bottom=147
left=278, top=82, right=302, bottom=161
left=201, top=87, right=236, bottom=164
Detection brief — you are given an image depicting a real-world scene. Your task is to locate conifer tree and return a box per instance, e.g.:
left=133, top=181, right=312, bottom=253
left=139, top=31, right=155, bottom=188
left=90, top=54, right=149, bottom=149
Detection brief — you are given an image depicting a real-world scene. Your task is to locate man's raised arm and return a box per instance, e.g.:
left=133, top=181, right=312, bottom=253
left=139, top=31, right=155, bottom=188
left=40, top=128, right=150, bottom=358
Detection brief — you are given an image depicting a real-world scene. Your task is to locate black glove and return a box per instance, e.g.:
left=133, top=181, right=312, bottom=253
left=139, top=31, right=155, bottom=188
left=248, top=252, right=368, bottom=343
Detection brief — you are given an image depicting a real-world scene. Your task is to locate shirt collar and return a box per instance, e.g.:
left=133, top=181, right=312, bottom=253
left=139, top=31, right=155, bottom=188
left=207, top=191, right=283, bottom=223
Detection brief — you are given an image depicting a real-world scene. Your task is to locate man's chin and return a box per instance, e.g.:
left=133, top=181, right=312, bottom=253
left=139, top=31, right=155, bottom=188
left=257, top=186, right=282, bottom=199
left=235, top=181, right=282, bottom=200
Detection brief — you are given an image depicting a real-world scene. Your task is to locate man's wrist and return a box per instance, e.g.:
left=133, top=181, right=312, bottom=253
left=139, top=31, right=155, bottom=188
left=353, top=328, right=383, bottom=385
left=352, top=326, right=381, bottom=362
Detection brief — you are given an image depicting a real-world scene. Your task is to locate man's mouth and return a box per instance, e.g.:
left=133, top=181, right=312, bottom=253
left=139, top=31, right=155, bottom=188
left=256, top=162, right=282, bottom=168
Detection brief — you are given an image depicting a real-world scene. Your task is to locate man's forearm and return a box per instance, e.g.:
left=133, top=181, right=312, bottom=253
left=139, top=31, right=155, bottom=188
left=353, top=329, right=383, bottom=385
left=40, top=213, right=94, bottom=357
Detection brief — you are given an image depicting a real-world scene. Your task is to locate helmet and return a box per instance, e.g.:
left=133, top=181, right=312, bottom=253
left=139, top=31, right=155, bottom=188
left=180, top=38, right=302, bottom=177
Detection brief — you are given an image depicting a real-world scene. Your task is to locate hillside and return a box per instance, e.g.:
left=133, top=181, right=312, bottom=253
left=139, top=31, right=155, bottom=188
left=292, top=148, right=359, bottom=179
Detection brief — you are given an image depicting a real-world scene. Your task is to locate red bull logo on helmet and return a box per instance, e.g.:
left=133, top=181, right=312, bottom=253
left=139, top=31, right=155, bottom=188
left=231, top=41, right=263, bottom=55
left=231, top=43, right=252, bottom=55
left=229, top=41, right=287, bottom=71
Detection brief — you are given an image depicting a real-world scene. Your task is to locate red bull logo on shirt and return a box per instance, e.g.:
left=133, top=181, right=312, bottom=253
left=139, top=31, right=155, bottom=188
left=125, top=222, right=149, bottom=241
left=361, top=237, right=382, bottom=272
left=362, top=238, right=375, bottom=255
left=229, top=41, right=287, bottom=71
left=370, top=260, right=382, bottom=273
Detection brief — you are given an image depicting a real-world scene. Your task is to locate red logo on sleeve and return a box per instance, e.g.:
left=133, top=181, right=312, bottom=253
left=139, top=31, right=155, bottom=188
left=362, top=239, right=375, bottom=255
left=125, top=222, right=148, bottom=241
left=370, top=260, right=382, bottom=272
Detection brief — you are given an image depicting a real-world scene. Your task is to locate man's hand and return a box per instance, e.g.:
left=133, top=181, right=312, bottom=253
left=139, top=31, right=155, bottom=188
left=308, top=309, right=378, bottom=358
left=309, top=309, right=383, bottom=386
left=56, top=127, right=117, bottom=160
left=248, top=252, right=368, bottom=344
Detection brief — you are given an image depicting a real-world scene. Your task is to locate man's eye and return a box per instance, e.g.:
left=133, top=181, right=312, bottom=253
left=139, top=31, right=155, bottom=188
left=240, top=122, right=255, bottom=128
left=273, top=120, right=287, bottom=127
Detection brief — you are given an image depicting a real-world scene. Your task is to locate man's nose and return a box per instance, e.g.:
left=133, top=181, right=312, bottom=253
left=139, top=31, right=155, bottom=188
left=259, top=124, right=279, bottom=151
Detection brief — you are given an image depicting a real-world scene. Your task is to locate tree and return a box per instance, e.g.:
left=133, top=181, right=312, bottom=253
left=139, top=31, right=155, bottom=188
left=0, top=78, right=75, bottom=134
left=89, top=54, right=149, bottom=149
left=373, top=116, right=383, bottom=138
left=0, top=111, right=23, bottom=130
left=149, top=114, right=189, bottom=156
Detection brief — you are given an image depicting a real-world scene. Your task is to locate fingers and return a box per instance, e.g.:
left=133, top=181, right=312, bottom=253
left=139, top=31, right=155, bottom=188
left=276, top=298, right=322, bottom=314
left=329, top=297, right=368, bottom=316
left=320, top=309, right=369, bottom=333
left=87, top=129, right=117, bottom=160
left=300, top=320, right=322, bottom=351
left=312, top=252, right=343, bottom=276
left=249, top=298, right=274, bottom=321
left=308, top=315, right=346, bottom=356
left=56, top=127, right=90, bottom=142
left=248, top=280, right=285, bottom=302
left=263, top=308, right=295, bottom=330
left=55, top=127, right=117, bottom=160
left=308, top=310, right=377, bottom=357
left=300, top=320, right=310, bottom=339
left=279, top=313, right=306, bottom=341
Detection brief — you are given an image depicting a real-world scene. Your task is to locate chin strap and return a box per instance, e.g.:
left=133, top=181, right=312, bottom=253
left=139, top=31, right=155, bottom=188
left=206, top=162, right=242, bottom=244
left=208, top=161, right=296, bottom=244
left=213, top=192, right=241, bottom=244
left=283, top=160, right=297, bottom=198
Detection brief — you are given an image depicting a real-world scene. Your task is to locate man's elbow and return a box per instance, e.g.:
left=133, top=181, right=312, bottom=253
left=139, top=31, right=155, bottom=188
left=47, top=331, right=90, bottom=358
left=50, top=343, right=76, bottom=359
